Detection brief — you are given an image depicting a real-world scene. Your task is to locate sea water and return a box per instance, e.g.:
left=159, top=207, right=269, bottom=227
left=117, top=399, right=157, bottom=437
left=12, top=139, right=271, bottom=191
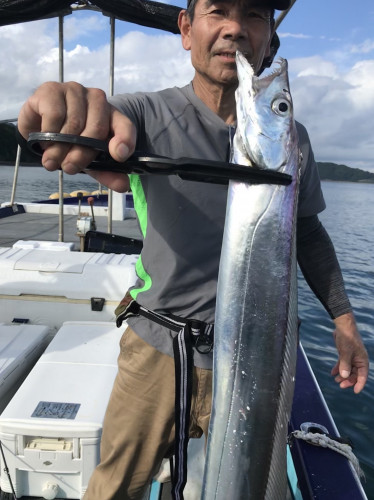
left=0, top=164, right=100, bottom=204
left=1, top=166, right=373, bottom=497
left=298, top=180, right=374, bottom=498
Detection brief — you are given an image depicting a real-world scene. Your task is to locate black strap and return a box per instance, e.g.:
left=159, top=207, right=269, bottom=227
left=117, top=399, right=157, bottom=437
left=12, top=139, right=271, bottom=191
left=172, top=323, right=194, bottom=499
left=117, top=299, right=213, bottom=500
left=116, top=299, right=214, bottom=354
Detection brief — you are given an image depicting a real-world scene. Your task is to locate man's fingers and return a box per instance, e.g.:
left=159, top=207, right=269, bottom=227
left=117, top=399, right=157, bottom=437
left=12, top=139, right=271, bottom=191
left=335, top=371, right=366, bottom=394
left=18, top=82, right=136, bottom=188
left=78, top=87, right=110, bottom=139
left=63, top=107, right=136, bottom=177
left=19, top=82, right=112, bottom=173
left=19, top=86, right=69, bottom=171
left=330, top=362, right=339, bottom=377
left=86, top=170, right=130, bottom=193
left=331, top=360, right=351, bottom=379
left=108, top=109, right=137, bottom=162
left=58, top=85, right=108, bottom=172
left=353, top=371, right=367, bottom=394
left=18, top=82, right=67, bottom=138
left=340, top=366, right=351, bottom=379
left=332, top=356, right=368, bottom=394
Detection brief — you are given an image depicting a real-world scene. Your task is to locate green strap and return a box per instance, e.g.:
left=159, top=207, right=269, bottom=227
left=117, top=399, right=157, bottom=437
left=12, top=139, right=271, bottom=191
left=129, top=174, right=152, bottom=300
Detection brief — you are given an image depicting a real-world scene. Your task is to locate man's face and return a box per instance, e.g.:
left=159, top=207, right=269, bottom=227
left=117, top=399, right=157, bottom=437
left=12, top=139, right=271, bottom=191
left=180, top=0, right=273, bottom=88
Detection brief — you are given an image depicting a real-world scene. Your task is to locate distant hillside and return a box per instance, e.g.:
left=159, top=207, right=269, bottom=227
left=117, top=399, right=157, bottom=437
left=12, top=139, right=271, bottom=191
left=0, top=122, right=40, bottom=164
left=317, top=162, right=374, bottom=183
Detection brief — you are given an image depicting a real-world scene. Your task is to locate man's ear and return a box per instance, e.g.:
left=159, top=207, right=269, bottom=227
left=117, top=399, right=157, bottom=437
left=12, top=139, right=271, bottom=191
left=178, top=10, right=192, bottom=51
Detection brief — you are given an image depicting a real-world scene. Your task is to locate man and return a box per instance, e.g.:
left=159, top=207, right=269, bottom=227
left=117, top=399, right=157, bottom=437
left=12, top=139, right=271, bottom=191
left=18, top=0, right=369, bottom=498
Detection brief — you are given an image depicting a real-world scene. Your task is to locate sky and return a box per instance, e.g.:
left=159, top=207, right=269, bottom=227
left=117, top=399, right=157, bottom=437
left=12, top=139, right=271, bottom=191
left=0, top=0, right=373, bottom=172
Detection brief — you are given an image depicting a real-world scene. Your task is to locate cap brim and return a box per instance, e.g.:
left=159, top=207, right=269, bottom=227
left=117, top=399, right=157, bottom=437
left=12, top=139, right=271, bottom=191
left=263, top=0, right=291, bottom=10
left=272, top=0, right=291, bottom=9
left=187, top=0, right=291, bottom=11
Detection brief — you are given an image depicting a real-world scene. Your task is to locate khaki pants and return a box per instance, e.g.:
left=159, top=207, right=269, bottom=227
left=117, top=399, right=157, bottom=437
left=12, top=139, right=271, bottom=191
left=84, top=327, right=212, bottom=500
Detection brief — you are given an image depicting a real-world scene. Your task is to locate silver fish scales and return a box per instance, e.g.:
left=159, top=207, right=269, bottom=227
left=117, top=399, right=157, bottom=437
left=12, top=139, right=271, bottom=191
left=202, top=53, right=301, bottom=499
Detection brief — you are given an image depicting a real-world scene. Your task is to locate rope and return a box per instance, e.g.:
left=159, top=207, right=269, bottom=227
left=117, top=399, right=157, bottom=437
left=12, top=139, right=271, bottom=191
left=290, top=430, right=365, bottom=479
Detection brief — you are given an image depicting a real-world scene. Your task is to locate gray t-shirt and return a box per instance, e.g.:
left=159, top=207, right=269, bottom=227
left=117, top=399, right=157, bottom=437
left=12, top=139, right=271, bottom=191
left=110, top=83, right=326, bottom=368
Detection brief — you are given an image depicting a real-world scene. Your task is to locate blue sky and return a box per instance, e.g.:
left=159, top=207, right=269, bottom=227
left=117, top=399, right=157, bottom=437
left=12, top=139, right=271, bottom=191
left=0, top=0, right=373, bottom=171
left=280, top=1, right=373, bottom=60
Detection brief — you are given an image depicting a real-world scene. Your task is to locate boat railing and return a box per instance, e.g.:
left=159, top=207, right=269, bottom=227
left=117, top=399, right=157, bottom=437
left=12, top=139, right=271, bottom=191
left=4, top=0, right=298, bottom=243
left=6, top=5, right=119, bottom=241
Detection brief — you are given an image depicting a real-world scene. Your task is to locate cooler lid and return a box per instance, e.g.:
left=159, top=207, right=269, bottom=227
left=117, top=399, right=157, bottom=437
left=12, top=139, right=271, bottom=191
left=14, top=249, right=92, bottom=273
left=0, top=324, right=49, bottom=383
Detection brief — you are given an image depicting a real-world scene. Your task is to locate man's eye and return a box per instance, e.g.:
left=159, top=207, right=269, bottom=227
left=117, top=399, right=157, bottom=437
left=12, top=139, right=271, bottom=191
left=210, top=8, right=225, bottom=15
left=247, top=11, right=270, bottom=21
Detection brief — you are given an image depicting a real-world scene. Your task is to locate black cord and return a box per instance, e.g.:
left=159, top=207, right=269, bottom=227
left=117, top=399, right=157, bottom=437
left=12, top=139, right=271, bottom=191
left=0, top=441, right=18, bottom=500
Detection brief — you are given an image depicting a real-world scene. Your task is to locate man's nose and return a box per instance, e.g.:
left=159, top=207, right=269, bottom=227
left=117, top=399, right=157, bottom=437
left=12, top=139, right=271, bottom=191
left=222, top=14, right=247, bottom=39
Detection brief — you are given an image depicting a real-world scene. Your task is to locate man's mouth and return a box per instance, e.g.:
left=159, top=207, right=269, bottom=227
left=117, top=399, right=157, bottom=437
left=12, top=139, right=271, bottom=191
left=215, top=49, right=250, bottom=62
left=216, top=51, right=236, bottom=61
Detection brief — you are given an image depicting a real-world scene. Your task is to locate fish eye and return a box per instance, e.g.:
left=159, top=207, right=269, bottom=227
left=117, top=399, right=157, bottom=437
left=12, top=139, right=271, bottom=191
left=272, top=98, right=290, bottom=116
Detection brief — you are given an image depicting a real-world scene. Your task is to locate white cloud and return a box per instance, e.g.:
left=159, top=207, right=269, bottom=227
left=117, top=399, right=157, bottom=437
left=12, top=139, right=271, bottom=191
left=0, top=20, right=193, bottom=119
left=279, top=32, right=312, bottom=39
left=113, top=31, right=193, bottom=92
left=289, top=57, right=374, bottom=172
left=64, top=14, right=107, bottom=42
left=290, top=55, right=338, bottom=79
left=0, top=17, right=373, bottom=173
left=0, top=19, right=59, bottom=118
left=350, top=39, right=374, bottom=54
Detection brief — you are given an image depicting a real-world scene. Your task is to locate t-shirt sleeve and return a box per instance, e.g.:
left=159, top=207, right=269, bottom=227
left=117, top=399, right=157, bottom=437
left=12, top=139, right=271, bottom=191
left=297, top=121, right=326, bottom=218
left=108, top=93, right=145, bottom=133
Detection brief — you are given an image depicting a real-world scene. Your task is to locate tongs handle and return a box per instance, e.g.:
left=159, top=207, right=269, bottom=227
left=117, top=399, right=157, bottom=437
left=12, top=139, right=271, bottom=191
left=27, top=132, right=292, bottom=186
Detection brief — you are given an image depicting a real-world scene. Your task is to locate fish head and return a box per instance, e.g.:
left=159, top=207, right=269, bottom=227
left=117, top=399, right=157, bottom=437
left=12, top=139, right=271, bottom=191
left=234, top=51, right=296, bottom=171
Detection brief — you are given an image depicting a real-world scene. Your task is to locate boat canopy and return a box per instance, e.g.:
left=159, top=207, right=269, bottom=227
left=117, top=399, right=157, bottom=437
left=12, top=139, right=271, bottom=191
left=0, top=0, right=182, bottom=33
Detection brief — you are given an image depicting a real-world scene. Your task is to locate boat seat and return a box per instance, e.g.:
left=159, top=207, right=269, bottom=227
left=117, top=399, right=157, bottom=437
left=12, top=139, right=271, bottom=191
left=84, top=230, right=142, bottom=255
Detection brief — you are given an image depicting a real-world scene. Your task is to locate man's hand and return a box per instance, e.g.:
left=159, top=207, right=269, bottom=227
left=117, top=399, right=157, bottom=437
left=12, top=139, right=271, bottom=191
left=18, top=81, right=136, bottom=192
left=331, top=312, right=369, bottom=394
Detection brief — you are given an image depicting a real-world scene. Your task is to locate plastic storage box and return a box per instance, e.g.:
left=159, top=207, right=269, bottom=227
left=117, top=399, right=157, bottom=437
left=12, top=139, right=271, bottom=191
left=0, top=321, right=124, bottom=499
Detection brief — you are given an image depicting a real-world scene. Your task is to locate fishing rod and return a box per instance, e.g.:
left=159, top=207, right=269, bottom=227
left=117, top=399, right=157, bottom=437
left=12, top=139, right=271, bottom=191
left=274, top=0, right=298, bottom=31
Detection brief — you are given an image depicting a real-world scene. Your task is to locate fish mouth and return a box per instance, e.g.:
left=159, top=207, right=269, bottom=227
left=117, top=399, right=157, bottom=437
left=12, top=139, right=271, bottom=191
left=236, top=50, right=288, bottom=89
left=257, top=58, right=287, bottom=83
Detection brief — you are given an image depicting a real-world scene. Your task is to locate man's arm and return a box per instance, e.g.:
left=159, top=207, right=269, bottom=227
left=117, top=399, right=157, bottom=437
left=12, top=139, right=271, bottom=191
left=297, top=215, right=369, bottom=393
left=18, top=81, right=136, bottom=192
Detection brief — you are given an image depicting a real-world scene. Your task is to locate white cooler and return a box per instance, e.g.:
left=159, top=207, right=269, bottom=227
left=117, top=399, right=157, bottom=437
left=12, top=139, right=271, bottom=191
left=0, top=321, right=123, bottom=499
left=0, top=323, right=50, bottom=414
left=0, top=246, right=137, bottom=331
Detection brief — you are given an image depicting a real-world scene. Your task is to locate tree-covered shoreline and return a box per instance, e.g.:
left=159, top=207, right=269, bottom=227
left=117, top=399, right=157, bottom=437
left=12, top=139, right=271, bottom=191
left=317, top=162, right=374, bottom=183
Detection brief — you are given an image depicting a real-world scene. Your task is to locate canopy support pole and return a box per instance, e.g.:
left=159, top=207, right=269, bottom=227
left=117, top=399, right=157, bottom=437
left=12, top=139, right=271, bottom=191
left=274, top=0, right=297, bottom=31
left=107, top=16, right=115, bottom=234
left=58, top=15, right=64, bottom=242
left=10, top=145, right=22, bottom=206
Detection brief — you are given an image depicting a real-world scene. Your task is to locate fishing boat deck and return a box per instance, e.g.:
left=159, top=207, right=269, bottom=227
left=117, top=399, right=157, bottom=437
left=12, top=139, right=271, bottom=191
left=0, top=212, right=367, bottom=500
left=0, top=211, right=141, bottom=249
